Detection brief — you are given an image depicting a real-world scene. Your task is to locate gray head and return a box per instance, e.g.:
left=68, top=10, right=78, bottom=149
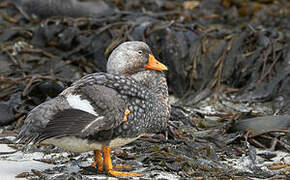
left=107, top=41, right=167, bottom=76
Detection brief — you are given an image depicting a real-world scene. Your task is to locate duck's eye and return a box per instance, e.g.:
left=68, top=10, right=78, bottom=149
left=137, top=50, right=143, bottom=55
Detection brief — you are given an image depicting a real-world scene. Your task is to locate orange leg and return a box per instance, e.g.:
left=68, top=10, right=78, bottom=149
left=92, top=150, right=131, bottom=171
left=92, top=150, right=104, bottom=172
left=102, top=146, right=143, bottom=177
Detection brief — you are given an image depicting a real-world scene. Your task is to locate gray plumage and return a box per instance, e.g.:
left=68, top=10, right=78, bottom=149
left=17, top=41, right=170, bottom=152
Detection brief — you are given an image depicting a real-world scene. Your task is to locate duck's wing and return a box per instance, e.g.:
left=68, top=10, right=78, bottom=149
left=17, top=73, right=153, bottom=144
left=17, top=95, right=71, bottom=144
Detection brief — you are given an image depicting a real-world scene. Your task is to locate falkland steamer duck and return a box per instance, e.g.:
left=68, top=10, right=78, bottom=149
left=17, top=41, right=170, bottom=177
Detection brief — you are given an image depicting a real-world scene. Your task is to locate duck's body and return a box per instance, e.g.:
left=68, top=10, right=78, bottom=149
left=17, top=41, right=170, bottom=177
left=19, top=72, right=169, bottom=152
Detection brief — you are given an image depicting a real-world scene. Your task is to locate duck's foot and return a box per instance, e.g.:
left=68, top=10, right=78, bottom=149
left=114, top=165, right=131, bottom=169
left=92, top=163, right=131, bottom=170
left=102, top=146, right=143, bottom=177
left=108, top=169, right=143, bottom=177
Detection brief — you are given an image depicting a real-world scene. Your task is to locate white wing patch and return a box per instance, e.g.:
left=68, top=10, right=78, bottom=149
left=66, top=94, right=98, bottom=116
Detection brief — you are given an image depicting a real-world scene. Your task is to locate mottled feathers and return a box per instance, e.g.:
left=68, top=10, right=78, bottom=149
left=17, top=73, right=155, bottom=145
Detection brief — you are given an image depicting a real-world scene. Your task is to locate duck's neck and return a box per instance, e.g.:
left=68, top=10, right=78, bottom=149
left=131, top=70, right=170, bottom=132
left=131, top=71, right=168, bottom=102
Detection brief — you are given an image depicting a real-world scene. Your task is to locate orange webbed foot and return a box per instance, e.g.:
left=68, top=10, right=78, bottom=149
left=108, top=169, right=143, bottom=177
left=102, top=146, right=143, bottom=177
left=114, top=165, right=131, bottom=169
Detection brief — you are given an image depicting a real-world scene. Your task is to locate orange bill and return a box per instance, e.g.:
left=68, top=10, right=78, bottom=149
left=145, top=54, right=168, bottom=71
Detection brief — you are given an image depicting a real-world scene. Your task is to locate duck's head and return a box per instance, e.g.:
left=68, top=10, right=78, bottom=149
left=107, top=41, right=167, bottom=76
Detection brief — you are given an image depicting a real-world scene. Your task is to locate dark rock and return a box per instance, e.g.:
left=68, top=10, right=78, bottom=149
left=233, top=115, right=290, bottom=133
left=0, top=93, right=21, bottom=126
left=28, top=81, right=65, bottom=103
left=12, top=0, right=114, bottom=19
left=0, top=101, right=14, bottom=126
left=257, top=151, right=277, bottom=160
left=0, top=54, right=12, bottom=74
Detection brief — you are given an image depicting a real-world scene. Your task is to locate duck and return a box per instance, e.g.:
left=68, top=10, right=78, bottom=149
left=17, top=41, right=170, bottom=177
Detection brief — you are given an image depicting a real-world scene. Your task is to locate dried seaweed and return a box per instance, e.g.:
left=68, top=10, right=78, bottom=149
left=0, top=0, right=290, bottom=179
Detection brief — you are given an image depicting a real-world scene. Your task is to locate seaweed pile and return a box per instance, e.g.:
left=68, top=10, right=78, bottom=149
left=0, top=0, right=289, bottom=179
